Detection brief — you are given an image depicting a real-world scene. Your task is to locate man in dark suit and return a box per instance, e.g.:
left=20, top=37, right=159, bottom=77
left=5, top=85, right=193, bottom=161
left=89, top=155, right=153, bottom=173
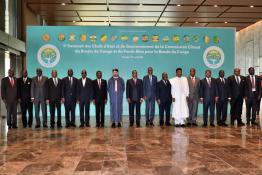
left=93, top=71, right=107, bottom=128
left=77, top=69, right=93, bottom=127
left=244, top=67, right=261, bottom=125
left=62, top=69, right=78, bottom=128
left=31, top=68, right=48, bottom=128
left=216, top=70, right=231, bottom=126
left=228, top=68, right=245, bottom=126
left=143, top=67, right=157, bottom=126
left=200, top=70, right=218, bottom=127
left=156, top=72, right=172, bottom=127
left=17, top=69, right=33, bottom=128
left=1, top=68, right=18, bottom=129
left=46, top=70, right=62, bottom=128
left=126, top=70, right=143, bottom=127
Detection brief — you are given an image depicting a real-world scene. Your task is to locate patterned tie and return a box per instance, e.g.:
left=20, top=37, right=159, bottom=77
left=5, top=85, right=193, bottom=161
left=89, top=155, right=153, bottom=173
left=208, top=78, right=211, bottom=87
left=251, top=76, right=255, bottom=89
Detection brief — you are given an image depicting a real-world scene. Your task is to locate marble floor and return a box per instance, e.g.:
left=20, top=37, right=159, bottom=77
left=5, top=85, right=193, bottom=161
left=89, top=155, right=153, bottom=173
left=0, top=116, right=262, bottom=175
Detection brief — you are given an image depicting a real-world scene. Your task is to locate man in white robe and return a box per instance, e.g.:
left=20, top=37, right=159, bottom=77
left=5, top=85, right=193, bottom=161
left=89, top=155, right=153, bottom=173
left=170, top=68, right=189, bottom=127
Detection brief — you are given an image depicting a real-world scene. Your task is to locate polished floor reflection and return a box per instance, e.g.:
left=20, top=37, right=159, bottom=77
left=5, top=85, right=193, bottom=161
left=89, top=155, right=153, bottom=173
left=0, top=116, right=262, bottom=175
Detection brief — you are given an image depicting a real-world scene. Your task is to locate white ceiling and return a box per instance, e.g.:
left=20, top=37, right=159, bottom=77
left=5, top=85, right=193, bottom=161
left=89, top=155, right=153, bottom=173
left=25, top=0, right=262, bottom=31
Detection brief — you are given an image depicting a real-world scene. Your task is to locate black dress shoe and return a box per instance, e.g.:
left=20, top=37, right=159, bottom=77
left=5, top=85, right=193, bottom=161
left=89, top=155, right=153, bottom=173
left=129, top=123, right=134, bottom=127
left=166, top=122, right=172, bottom=126
left=210, top=124, right=215, bottom=127
left=150, top=122, right=154, bottom=126
left=12, top=126, right=17, bottom=129
left=111, top=123, right=116, bottom=128
left=71, top=124, right=76, bottom=128
left=8, top=126, right=11, bottom=129
left=202, top=124, right=207, bottom=127
left=192, top=123, right=198, bottom=127
left=117, top=123, right=121, bottom=127
left=181, top=124, right=186, bottom=127
left=79, top=124, right=85, bottom=128
left=57, top=125, right=62, bottom=129
left=101, top=124, right=104, bottom=128
left=50, top=125, right=55, bottom=129
left=146, top=122, right=150, bottom=127
left=136, top=124, right=140, bottom=128
left=66, top=124, right=71, bottom=128
left=86, top=124, right=90, bottom=127
left=23, top=125, right=27, bottom=128
left=43, top=125, right=48, bottom=128
left=222, top=123, right=228, bottom=127
left=175, top=124, right=180, bottom=127
left=251, top=122, right=258, bottom=125
left=35, top=125, right=40, bottom=128
left=96, top=124, right=100, bottom=128
left=238, top=122, right=245, bottom=126
left=28, top=125, right=32, bottom=128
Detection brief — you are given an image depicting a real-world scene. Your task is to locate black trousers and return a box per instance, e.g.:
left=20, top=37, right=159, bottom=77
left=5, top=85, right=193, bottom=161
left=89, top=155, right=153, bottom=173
left=65, top=100, right=76, bottom=126
left=203, top=100, right=215, bottom=124
left=129, top=100, right=141, bottom=126
left=49, top=100, right=61, bottom=126
left=20, top=101, right=33, bottom=127
left=230, top=96, right=243, bottom=123
left=246, top=93, right=258, bottom=123
left=95, top=100, right=105, bottom=126
left=257, top=98, right=261, bottom=115
left=79, top=100, right=90, bottom=125
left=216, top=99, right=228, bottom=124
left=158, top=101, right=171, bottom=125
left=6, top=101, right=17, bottom=127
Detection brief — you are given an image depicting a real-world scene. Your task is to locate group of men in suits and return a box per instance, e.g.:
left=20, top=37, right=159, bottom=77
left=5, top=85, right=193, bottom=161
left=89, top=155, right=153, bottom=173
left=1, top=66, right=261, bottom=129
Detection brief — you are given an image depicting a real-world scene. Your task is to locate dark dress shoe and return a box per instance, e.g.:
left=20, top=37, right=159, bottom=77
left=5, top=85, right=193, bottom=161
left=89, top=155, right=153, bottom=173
left=23, top=125, right=27, bottom=128
left=150, top=122, right=154, bottom=126
left=43, top=125, right=48, bottom=128
left=86, top=124, right=90, bottom=127
left=117, top=123, right=121, bottom=127
left=28, top=125, right=32, bottom=128
left=57, top=125, right=62, bottom=128
left=175, top=124, right=180, bottom=127
left=35, top=125, right=40, bottom=128
left=136, top=124, right=140, bottom=128
left=66, top=124, right=71, bottom=128
left=166, top=122, right=172, bottom=126
left=101, top=124, right=104, bottom=128
left=210, top=124, right=215, bottom=127
left=129, top=123, right=134, bottom=127
left=8, top=126, right=12, bottom=129
left=71, top=124, right=76, bottom=128
left=12, top=126, right=17, bottom=129
left=252, top=122, right=258, bottom=125
left=146, top=122, right=150, bottom=127
left=79, top=124, right=85, bottom=128
left=96, top=124, right=100, bottom=128
left=181, top=124, right=186, bottom=127
left=50, top=125, right=55, bottom=129
left=238, top=122, right=245, bottom=126
left=192, top=123, right=198, bottom=127
left=222, top=123, right=228, bottom=127
left=202, top=124, right=207, bottom=127
left=111, top=123, right=116, bottom=128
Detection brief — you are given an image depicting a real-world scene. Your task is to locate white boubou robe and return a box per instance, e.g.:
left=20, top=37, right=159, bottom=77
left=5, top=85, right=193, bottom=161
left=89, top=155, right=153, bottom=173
left=170, top=76, right=189, bottom=124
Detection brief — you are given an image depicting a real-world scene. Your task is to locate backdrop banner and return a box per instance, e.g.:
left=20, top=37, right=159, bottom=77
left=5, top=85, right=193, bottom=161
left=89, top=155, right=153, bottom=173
left=27, top=26, right=235, bottom=116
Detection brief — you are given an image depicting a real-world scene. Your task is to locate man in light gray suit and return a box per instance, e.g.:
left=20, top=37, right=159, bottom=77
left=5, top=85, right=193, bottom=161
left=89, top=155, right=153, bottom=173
left=31, top=68, right=48, bottom=128
left=187, top=68, right=200, bottom=126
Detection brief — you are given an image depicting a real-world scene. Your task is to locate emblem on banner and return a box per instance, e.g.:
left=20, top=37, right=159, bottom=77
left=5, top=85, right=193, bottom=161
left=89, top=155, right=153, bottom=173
left=203, top=46, right=224, bottom=69
left=58, top=34, right=65, bottom=41
left=37, top=44, right=61, bottom=68
left=90, top=34, right=97, bottom=43
left=152, top=35, right=159, bottom=43
left=80, top=34, right=87, bottom=42
left=42, top=34, right=50, bottom=42
left=162, top=36, right=169, bottom=43
left=172, top=35, right=180, bottom=43
left=69, top=34, right=75, bottom=42
left=132, top=36, right=139, bottom=43
left=101, top=34, right=108, bottom=43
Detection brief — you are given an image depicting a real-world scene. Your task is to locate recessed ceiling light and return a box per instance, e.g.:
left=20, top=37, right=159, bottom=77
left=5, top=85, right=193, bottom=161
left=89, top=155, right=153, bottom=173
left=214, top=4, right=218, bottom=7
left=135, top=21, right=138, bottom=23
left=195, top=21, right=199, bottom=24
left=73, top=20, right=76, bottom=23
left=165, top=21, right=168, bottom=24
left=224, top=21, right=228, bottom=24
left=250, top=5, right=254, bottom=8
left=61, top=3, right=66, bottom=6
left=177, top=4, right=181, bottom=7
left=139, top=3, right=143, bottom=6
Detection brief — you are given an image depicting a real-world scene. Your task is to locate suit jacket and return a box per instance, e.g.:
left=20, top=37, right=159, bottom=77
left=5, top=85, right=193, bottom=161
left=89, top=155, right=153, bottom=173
left=143, top=75, right=157, bottom=98
left=156, top=80, right=172, bottom=104
left=187, top=76, right=200, bottom=100
left=245, top=75, right=261, bottom=99
left=62, top=76, right=78, bottom=103
left=93, top=79, right=107, bottom=102
left=216, top=77, right=231, bottom=101
left=31, top=76, right=48, bottom=101
left=227, top=75, right=245, bottom=99
left=77, top=78, right=93, bottom=102
left=126, top=78, right=143, bottom=101
left=1, top=77, right=17, bottom=103
left=47, top=78, right=62, bottom=102
left=17, top=77, right=32, bottom=103
left=200, top=77, right=218, bottom=102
